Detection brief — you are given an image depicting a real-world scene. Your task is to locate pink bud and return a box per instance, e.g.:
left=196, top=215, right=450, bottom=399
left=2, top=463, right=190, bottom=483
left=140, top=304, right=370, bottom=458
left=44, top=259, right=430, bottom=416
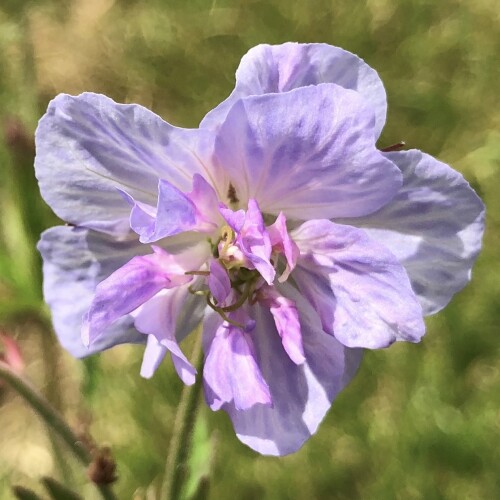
left=0, top=331, right=25, bottom=374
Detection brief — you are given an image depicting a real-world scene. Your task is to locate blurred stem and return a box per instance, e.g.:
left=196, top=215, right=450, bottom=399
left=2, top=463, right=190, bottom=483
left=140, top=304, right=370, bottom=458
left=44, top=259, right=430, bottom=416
left=47, top=432, right=75, bottom=487
left=0, top=361, right=117, bottom=500
left=160, top=330, right=205, bottom=500
left=40, top=323, right=70, bottom=483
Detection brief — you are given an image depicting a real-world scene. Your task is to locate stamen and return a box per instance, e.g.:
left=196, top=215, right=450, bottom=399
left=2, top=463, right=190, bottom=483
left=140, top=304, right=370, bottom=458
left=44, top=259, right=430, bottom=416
left=184, top=270, right=210, bottom=276
left=220, top=225, right=234, bottom=243
left=221, top=281, right=254, bottom=313
left=206, top=296, right=246, bottom=329
left=188, top=285, right=208, bottom=296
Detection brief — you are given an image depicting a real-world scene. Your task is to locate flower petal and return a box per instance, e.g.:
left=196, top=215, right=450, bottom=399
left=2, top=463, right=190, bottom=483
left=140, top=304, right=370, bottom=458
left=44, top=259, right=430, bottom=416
left=208, top=259, right=231, bottom=305
left=35, top=92, right=219, bottom=236
left=258, top=286, right=305, bottom=365
left=214, top=84, right=401, bottom=220
left=82, top=247, right=193, bottom=347
left=219, top=199, right=275, bottom=284
left=37, top=226, right=148, bottom=357
left=203, top=314, right=271, bottom=411
left=219, top=205, right=245, bottom=232
left=121, top=174, right=219, bottom=243
left=237, top=199, right=275, bottom=284
left=223, top=284, right=362, bottom=456
left=202, top=42, right=387, bottom=138
left=133, top=288, right=199, bottom=384
left=267, top=212, right=299, bottom=282
left=292, top=219, right=425, bottom=349
left=340, top=150, right=486, bottom=315
left=140, top=335, right=168, bottom=379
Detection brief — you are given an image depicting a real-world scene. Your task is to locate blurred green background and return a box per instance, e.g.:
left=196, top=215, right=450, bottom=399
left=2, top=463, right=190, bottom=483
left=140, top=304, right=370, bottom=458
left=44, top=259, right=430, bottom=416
left=0, top=0, right=499, bottom=498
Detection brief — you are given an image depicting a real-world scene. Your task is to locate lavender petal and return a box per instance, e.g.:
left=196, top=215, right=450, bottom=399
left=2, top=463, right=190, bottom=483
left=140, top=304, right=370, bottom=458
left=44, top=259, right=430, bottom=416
left=201, top=42, right=387, bottom=138
left=37, top=226, right=148, bottom=357
left=214, top=84, right=401, bottom=220
left=339, top=150, right=486, bottom=315
left=203, top=315, right=272, bottom=411
left=35, top=92, right=218, bottom=237
left=292, top=219, right=425, bottom=349
left=224, top=284, right=362, bottom=456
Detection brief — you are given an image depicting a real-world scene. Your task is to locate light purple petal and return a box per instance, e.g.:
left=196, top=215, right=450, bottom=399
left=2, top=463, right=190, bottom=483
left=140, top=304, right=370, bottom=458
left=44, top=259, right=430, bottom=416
left=268, top=212, right=299, bottom=282
left=35, top=92, right=220, bottom=237
left=140, top=333, right=197, bottom=386
left=292, top=219, right=425, bottom=349
left=219, top=200, right=275, bottom=284
left=188, top=174, right=222, bottom=227
left=214, top=84, right=401, bottom=220
left=218, top=204, right=245, bottom=232
left=118, top=190, right=157, bottom=237
left=133, top=288, right=198, bottom=384
left=208, top=259, right=231, bottom=305
left=121, top=174, right=220, bottom=243
left=125, top=181, right=197, bottom=243
left=82, top=247, right=193, bottom=346
left=223, top=283, right=362, bottom=456
left=37, top=226, right=148, bottom=357
left=201, top=42, right=387, bottom=139
left=141, top=335, right=168, bottom=379
left=258, top=286, right=305, bottom=365
left=203, top=315, right=271, bottom=411
left=237, top=199, right=275, bottom=284
left=340, top=150, right=486, bottom=315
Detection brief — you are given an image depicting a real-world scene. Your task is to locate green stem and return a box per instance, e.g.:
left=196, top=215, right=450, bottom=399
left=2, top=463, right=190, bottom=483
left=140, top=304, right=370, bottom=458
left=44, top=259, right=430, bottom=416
left=160, top=331, right=205, bottom=500
left=0, top=362, right=117, bottom=500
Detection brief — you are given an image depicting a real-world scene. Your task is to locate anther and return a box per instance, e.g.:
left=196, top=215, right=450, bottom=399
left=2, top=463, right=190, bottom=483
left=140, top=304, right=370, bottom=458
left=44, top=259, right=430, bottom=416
left=227, top=183, right=239, bottom=204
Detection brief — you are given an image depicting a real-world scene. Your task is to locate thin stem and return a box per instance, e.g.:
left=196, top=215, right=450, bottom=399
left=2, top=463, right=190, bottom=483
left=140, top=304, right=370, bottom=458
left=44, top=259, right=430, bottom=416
left=0, top=361, right=117, bottom=500
left=0, top=362, right=90, bottom=462
left=160, top=330, right=205, bottom=500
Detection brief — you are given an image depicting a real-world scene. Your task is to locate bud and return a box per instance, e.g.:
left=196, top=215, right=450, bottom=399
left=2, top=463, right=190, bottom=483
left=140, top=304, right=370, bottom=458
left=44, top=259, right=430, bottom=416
left=2, top=116, right=35, bottom=156
left=0, top=331, right=24, bottom=374
left=87, top=446, right=118, bottom=485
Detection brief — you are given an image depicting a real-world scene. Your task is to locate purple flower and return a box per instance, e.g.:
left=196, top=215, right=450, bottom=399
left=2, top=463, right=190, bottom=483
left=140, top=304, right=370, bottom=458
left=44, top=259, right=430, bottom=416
left=35, top=43, right=485, bottom=456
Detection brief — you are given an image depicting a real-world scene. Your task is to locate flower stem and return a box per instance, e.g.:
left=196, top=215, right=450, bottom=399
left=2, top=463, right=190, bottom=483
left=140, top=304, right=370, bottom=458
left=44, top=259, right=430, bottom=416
left=0, top=361, right=117, bottom=500
left=160, top=330, right=205, bottom=500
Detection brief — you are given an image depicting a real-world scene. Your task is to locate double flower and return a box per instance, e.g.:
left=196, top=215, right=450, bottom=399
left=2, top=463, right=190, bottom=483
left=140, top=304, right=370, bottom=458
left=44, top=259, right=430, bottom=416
left=36, top=43, right=484, bottom=455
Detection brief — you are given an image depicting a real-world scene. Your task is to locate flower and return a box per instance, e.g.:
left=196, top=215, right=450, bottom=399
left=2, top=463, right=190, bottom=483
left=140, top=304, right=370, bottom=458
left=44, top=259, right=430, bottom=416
left=35, top=42, right=485, bottom=456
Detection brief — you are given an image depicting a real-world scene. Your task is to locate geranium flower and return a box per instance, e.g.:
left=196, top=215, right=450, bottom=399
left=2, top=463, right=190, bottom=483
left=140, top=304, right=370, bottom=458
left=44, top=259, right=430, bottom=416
left=36, top=43, right=485, bottom=455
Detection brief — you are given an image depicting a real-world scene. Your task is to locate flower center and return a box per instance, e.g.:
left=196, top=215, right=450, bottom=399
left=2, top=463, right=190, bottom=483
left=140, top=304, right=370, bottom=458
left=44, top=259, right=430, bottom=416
left=187, top=226, right=263, bottom=328
left=185, top=197, right=297, bottom=328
